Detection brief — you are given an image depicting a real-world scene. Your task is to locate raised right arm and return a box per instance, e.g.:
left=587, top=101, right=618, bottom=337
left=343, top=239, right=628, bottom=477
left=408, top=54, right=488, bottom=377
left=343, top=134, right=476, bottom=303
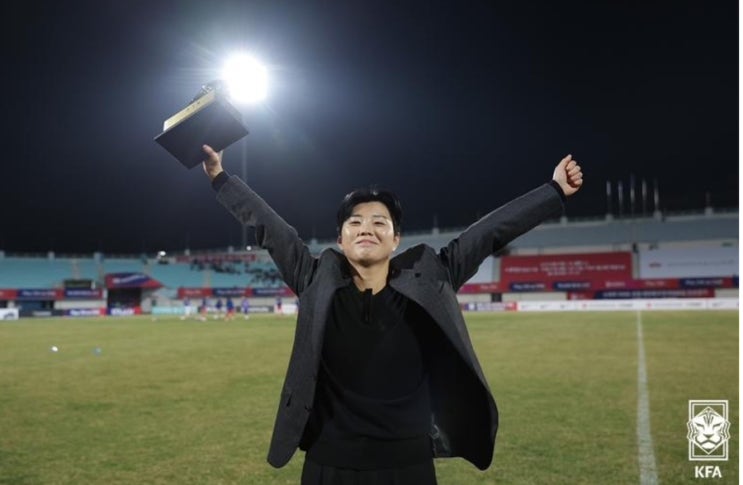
left=202, top=145, right=316, bottom=295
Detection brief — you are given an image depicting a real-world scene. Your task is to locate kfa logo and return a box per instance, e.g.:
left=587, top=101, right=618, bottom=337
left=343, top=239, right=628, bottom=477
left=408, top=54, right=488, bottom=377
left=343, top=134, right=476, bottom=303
left=687, top=400, right=730, bottom=461
left=694, top=465, right=722, bottom=479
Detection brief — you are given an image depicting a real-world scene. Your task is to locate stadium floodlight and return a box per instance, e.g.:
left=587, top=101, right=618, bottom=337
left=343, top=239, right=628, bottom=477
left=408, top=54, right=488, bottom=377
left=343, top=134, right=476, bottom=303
left=221, top=53, right=268, bottom=104
left=154, top=52, right=267, bottom=168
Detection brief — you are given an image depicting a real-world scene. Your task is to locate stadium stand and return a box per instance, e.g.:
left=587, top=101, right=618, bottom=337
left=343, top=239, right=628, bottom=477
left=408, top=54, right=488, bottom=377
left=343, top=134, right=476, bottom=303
left=0, top=211, right=737, bottom=316
left=308, top=212, right=738, bottom=254
left=0, top=258, right=76, bottom=288
left=99, top=258, right=146, bottom=274
left=148, top=263, right=207, bottom=288
left=74, top=258, right=100, bottom=281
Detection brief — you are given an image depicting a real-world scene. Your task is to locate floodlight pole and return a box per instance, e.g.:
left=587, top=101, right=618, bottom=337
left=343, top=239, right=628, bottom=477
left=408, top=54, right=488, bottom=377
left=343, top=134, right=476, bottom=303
left=241, top=137, right=248, bottom=250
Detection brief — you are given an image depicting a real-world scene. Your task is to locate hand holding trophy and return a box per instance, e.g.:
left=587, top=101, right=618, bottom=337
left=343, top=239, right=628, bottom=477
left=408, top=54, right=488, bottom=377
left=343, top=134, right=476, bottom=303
left=155, top=54, right=267, bottom=168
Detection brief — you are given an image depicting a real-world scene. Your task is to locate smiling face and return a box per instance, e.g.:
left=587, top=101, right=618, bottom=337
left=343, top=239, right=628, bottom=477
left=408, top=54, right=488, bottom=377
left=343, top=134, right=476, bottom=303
left=338, top=201, right=400, bottom=267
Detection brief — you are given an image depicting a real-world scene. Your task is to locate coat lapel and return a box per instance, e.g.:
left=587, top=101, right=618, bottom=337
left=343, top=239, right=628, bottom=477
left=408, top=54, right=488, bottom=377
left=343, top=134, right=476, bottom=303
left=389, top=269, right=473, bottom=365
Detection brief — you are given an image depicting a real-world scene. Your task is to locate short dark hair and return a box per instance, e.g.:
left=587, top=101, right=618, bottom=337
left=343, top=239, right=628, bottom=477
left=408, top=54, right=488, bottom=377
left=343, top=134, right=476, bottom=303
left=336, top=186, right=403, bottom=235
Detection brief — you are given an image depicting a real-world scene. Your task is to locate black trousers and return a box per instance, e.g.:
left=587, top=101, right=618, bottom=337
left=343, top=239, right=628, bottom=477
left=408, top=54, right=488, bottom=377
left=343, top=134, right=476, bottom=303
left=301, top=457, right=438, bottom=485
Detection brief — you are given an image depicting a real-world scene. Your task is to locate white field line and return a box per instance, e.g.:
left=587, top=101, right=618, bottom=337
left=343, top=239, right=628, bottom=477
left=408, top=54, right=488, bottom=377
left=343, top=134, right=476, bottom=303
left=636, top=310, right=659, bottom=485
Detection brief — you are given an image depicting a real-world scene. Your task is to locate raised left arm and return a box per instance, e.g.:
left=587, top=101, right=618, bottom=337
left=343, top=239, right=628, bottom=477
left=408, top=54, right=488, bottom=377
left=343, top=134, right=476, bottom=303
left=440, top=155, right=584, bottom=290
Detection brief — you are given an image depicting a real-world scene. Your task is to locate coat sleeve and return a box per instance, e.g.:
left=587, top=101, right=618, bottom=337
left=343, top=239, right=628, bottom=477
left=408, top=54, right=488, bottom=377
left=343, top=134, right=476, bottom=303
left=438, top=183, right=564, bottom=291
left=215, top=175, right=316, bottom=295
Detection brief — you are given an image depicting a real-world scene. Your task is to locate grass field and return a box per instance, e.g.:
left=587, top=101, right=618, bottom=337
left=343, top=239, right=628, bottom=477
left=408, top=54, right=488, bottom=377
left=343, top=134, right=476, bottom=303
left=0, top=311, right=737, bottom=484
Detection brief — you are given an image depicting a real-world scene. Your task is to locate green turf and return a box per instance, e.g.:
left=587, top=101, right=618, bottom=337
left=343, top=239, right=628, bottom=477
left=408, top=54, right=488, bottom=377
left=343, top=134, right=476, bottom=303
left=0, top=311, right=737, bottom=484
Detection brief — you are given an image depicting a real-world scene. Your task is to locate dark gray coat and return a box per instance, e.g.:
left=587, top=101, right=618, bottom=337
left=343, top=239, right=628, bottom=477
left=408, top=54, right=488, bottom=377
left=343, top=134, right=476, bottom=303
left=216, top=176, right=564, bottom=470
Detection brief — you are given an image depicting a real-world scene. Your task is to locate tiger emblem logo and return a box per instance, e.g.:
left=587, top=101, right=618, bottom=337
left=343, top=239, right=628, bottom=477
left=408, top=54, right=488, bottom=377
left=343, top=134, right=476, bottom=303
left=687, top=402, right=730, bottom=460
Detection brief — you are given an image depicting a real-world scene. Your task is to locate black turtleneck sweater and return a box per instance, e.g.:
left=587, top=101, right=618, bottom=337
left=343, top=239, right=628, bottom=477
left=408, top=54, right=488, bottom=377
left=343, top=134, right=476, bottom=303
left=304, top=284, right=437, bottom=469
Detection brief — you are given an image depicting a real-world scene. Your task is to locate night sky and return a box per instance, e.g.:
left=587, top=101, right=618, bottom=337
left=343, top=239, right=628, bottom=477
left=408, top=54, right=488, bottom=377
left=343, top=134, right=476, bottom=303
left=3, top=1, right=738, bottom=255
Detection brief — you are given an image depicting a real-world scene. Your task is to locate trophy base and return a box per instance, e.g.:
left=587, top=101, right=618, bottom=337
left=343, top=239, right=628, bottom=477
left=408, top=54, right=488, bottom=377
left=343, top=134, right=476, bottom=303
left=155, top=90, right=249, bottom=168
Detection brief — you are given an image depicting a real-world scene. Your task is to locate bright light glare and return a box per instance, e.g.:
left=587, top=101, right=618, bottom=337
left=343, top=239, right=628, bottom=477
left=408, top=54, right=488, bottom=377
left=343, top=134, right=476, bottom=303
left=222, top=53, right=268, bottom=104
